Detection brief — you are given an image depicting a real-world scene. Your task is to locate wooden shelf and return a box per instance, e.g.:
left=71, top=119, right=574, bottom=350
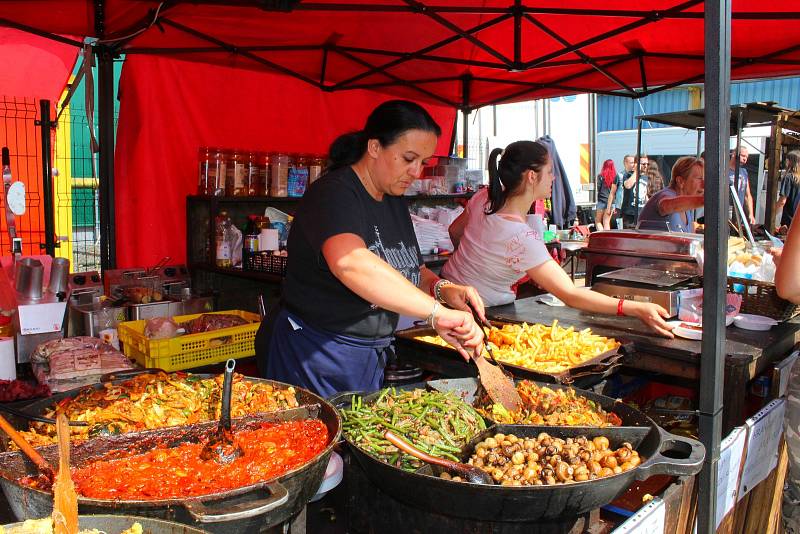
left=187, top=193, right=474, bottom=203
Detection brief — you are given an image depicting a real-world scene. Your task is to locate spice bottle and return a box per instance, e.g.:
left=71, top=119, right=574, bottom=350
left=270, top=153, right=289, bottom=197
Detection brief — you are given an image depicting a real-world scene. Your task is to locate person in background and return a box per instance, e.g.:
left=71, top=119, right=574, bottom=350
left=595, top=159, right=617, bottom=231
left=646, top=160, right=665, bottom=198
left=774, top=217, right=800, bottom=534
left=637, top=156, right=704, bottom=233
left=622, top=155, right=649, bottom=227
left=255, top=100, right=485, bottom=397
left=777, top=150, right=800, bottom=232
left=611, top=155, right=634, bottom=228
left=729, top=145, right=755, bottom=225
left=442, top=140, right=673, bottom=337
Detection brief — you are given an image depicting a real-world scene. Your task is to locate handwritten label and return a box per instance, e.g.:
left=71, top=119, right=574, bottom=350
left=716, top=426, right=747, bottom=527
left=612, top=497, right=665, bottom=534
left=738, top=398, right=786, bottom=499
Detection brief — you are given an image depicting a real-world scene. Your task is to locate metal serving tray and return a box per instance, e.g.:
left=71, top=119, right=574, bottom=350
left=585, top=230, right=704, bottom=258
left=394, top=321, right=628, bottom=384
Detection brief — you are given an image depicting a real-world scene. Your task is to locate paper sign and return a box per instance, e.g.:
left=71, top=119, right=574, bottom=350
left=738, top=398, right=786, bottom=499
left=612, top=497, right=665, bottom=534
left=775, top=351, right=799, bottom=398
left=716, top=426, right=747, bottom=528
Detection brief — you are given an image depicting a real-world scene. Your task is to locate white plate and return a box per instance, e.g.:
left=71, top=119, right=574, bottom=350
left=668, top=321, right=703, bottom=340
left=733, top=314, right=778, bottom=331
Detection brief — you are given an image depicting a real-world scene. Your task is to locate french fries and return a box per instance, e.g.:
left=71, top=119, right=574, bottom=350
left=416, top=320, right=620, bottom=373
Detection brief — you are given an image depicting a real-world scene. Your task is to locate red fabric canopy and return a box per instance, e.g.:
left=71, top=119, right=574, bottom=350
left=114, top=55, right=455, bottom=267
left=3, top=1, right=800, bottom=266
left=0, top=27, right=77, bottom=101
left=3, top=2, right=800, bottom=107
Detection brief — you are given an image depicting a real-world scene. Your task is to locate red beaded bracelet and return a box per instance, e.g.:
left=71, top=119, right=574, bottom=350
left=429, top=278, right=440, bottom=296
left=617, top=298, right=625, bottom=317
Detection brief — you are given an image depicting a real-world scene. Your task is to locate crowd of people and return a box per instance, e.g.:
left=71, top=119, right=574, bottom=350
left=594, top=144, right=800, bottom=233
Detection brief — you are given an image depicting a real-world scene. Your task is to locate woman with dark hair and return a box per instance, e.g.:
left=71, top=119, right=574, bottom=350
left=256, top=100, right=485, bottom=396
left=595, top=159, right=617, bottom=230
left=778, top=150, right=800, bottom=231
left=637, top=156, right=704, bottom=233
left=442, top=141, right=673, bottom=336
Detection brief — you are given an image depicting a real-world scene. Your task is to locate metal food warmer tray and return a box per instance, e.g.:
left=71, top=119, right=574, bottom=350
left=582, top=230, right=703, bottom=285
left=394, top=321, right=630, bottom=385
left=591, top=267, right=702, bottom=318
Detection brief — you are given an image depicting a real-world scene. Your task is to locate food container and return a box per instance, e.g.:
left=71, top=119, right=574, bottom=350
left=3, top=515, right=210, bottom=534
left=395, top=321, right=627, bottom=384
left=0, top=381, right=341, bottom=534
left=733, top=313, right=778, bottom=331
left=118, top=310, right=260, bottom=371
left=331, top=383, right=704, bottom=522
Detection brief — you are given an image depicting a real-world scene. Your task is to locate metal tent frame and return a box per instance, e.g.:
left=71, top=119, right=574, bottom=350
left=2, top=0, right=795, bottom=531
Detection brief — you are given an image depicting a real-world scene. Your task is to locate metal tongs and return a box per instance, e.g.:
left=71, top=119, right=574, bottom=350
left=466, top=302, right=508, bottom=374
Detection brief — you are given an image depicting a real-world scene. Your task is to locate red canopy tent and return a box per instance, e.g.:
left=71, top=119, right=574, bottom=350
left=3, top=1, right=800, bottom=266
left=1, top=6, right=798, bottom=532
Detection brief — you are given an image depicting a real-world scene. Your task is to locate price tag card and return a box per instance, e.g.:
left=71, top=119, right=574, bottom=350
left=738, top=398, right=786, bottom=499
left=612, top=497, right=665, bottom=534
left=716, top=426, right=747, bottom=528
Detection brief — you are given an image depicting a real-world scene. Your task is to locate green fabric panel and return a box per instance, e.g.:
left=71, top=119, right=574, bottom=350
left=72, top=187, right=96, bottom=227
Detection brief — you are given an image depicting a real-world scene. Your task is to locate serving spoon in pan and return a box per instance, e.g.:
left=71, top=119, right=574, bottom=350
left=200, top=359, right=242, bottom=464
left=384, top=430, right=493, bottom=485
left=465, top=302, right=522, bottom=413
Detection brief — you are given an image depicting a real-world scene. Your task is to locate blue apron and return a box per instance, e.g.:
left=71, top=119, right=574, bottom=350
left=264, top=306, right=392, bottom=398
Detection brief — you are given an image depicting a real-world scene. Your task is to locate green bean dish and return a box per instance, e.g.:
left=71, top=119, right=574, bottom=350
left=341, top=388, right=487, bottom=471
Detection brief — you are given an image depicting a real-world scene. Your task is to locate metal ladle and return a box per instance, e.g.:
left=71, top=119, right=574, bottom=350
left=200, top=359, right=242, bottom=464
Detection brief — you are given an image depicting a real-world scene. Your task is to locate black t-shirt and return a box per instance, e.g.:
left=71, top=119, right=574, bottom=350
left=621, top=170, right=636, bottom=216
left=780, top=172, right=800, bottom=227
left=283, top=166, right=423, bottom=338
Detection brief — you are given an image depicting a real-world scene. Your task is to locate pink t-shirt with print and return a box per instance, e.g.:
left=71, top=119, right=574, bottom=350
left=441, top=188, right=552, bottom=307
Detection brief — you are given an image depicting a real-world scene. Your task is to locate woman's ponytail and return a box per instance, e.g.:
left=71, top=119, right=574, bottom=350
left=327, top=131, right=368, bottom=172
left=486, top=148, right=506, bottom=214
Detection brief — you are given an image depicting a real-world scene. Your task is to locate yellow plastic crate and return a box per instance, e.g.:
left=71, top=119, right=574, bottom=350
left=118, top=310, right=261, bottom=372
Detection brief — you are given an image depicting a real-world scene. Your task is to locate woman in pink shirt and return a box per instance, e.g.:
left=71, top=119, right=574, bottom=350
left=442, top=140, right=673, bottom=337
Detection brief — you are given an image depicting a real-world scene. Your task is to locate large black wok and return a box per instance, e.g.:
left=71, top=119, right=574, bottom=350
left=332, top=382, right=704, bottom=522
left=3, top=515, right=210, bottom=533
left=0, top=381, right=341, bottom=534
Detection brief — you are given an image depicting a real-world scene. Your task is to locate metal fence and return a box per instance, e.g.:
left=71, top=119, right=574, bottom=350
left=0, top=95, right=108, bottom=273
left=0, top=97, right=46, bottom=257
left=53, top=101, right=104, bottom=272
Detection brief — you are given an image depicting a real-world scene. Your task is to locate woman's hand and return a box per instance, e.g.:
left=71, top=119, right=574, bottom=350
left=433, top=306, right=484, bottom=361
left=624, top=301, right=674, bottom=338
left=439, top=283, right=486, bottom=322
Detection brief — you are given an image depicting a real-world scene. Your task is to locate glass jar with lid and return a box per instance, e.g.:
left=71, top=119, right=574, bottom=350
left=198, top=146, right=212, bottom=195
left=226, top=149, right=247, bottom=196
left=245, top=151, right=261, bottom=196
left=211, top=147, right=227, bottom=196
left=270, top=152, right=290, bottom=197
left=308, top=154, right=324, bottom=185
left=258, top=152, right=270, bottom=196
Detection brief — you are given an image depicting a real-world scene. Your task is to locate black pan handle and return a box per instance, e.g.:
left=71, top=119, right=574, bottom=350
left=183, top=481, right=289, bottom=522
left=634, top=427, right=706, bottom=480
